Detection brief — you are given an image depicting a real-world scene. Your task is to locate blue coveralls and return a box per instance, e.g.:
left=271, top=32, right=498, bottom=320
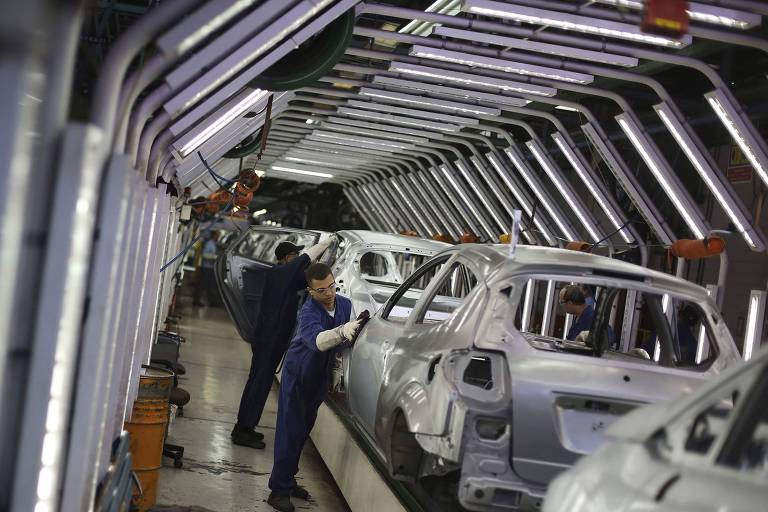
left=236, top=254, right=311, bottom=430
left=567, top=304, right=595, bottom=341
left=268, top=295, right=352, bottom=495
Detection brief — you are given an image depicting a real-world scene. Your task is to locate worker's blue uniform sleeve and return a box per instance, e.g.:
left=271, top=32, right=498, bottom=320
left=567, top=304, right=595, bottom=341
left=296, top=304, right=329, bottom=353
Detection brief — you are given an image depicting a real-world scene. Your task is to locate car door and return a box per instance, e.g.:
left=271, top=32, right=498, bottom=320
left=215, top=226, right=320, bottom=343
left=346, top=255, right=452, bottom=439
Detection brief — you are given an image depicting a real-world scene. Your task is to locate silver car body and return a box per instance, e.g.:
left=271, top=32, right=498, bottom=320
left=216, top=227, right=447, bottom=343
left=332, top=229, right=450, bottom=315
left=544, top=347, right=768, bottom=512
left=345, top=244, right=741, bottom=511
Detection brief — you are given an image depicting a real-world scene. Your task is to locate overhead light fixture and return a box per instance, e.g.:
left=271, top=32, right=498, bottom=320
left=432, top=26, right=639, bottom=67
left=455, top=160, right=508, bottom=232
left=555, top=105, right=580, bottom=113
left=270, top=165, right=334, bottom=178
left=168, top=0, right=336, bottom=116
left=461, top=0, right=692, bottom=48
left=372, top=75, right=530, bottom=106
left=324, top=115, right=447, bottom=139
left=616, top=112, right=707, bottom=240
left=358, top=87, right=502, bottom=115
left=310, top=131, right=416, bottom=149
left=654, top=102, right=764, bottom=251
left=399, top=0, right=462, bottom=35
left=484, top=153, right=555, bottom=245
left=654, top=293, right=672, bottom=362
left=504, top=145, right=577, bottom=241
left=521, top=279, right=534, bottom=332
left=177, top=88, right=269, bottom=157
left=593, top=0, right=762, bottom=30
left=526, top=139, right=603, bottom=243
left=581, top=121, right=673, bottom=246
left=410, top=45, right=594, bottom=84
left=338, top=106, right=462, bottom=132
left=469, top=156, right=538, bottom=244
left=540, top=280, right=555, bottom=335
left=251, top=208, right=267, bottom=218
left=284, top=156, right=356, bottom=168
left=389, top=61, right=557, bottom=96
left=320, top=120, right=431, bottom=144
left=705, top=89, right=768, bottom=190
left=743, top=290, right=765, bottom=361
left=440, top=164, right=496, bottom=239
left=551, top=133, right=633, bottom=244
left=346, top=99, right=479, bottom=125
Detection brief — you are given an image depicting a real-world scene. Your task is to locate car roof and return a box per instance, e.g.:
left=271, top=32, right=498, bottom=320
left=338, top=230, right=451, bottom=251
left=449, top=244, right=710, bottom=300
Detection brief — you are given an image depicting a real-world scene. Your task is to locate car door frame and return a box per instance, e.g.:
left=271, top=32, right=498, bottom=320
left=216, top=226, right=321, bottom=343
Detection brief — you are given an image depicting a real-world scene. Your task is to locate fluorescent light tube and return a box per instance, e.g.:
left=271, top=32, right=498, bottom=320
left=338, top=106, right=462, bottom=131
left=320, top=121, right=430, bottom=144
left=410, top=45, right=594, bottom=84
left=346, top=99, right=479, bottom=125
left=551, top=133, right=633, bottom=243
left=432, top=26, right=638, bottom=67
left=526, top=139, right=602, bottom=243
left=616, top=113, right=707, bottom=240
left=555, top=105, right=580, bottom=112
left=284, top=156, right=357, bottom=168
left=504, top=145, right=577, bottom=241
left=484, top=153, right=555, bottom=245
left=310, top=131, right=416, bottom=149
left=358, top=87, right=503, bottom=115
left=654, top=102, right=764, bottom=251
left=440, top=165, right=495, bottom=239
left=389, top=61, right=557, bottom=96
left=324, top=115, right=447, bottom=139
left=178, top=88, right=269, bottom=157
left=521, top=279, right=534, bottom=332
left=541, top=280, right=555, bottom=336
left=594, top=0, right=762, bottom=30
left=252, top=208, right=267, bottom=217
left=581, top=121, right=673, bottom=245
left=372, top=75, right=530, bottom=106
left=462, top=0, right=692, bottom=48
left=705, top=89, right=768, bottom=190
left=743, top=290, right=766, bottom=361
left=455, top=160, right=508, bottom=231
left=270, top=165, right=334, bottom=178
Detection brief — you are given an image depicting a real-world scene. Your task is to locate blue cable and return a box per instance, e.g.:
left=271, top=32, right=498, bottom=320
left=197, top=151, right=236, bottom=187
left=159, top=193, right=236, bottom=273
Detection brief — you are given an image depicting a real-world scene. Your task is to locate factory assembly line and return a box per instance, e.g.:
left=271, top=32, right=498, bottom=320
left=1, top=1, right=767, bottom=512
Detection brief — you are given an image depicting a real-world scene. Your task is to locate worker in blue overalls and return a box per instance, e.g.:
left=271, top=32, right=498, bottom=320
left=232, top=236, right=334, bottom=449
left=267, top=262, right=361, bottom=512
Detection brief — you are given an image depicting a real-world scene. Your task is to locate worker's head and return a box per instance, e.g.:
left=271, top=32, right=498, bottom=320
left=559, top=285, right=588, bottom=315
left=275, top=241, right=304, bottom=264
left=306, top=262, right=336, bottom=308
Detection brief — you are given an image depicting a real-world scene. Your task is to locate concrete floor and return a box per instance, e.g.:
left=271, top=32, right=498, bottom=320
left=155, top=301, right=350, bottom=512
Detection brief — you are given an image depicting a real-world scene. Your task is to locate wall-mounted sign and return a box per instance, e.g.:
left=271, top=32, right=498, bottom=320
left=727, top=143, right=753, bottom=184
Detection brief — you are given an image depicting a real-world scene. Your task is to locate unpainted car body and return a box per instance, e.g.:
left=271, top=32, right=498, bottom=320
left=544, top=346, right=768, bottom=512
left=345, top=244, right=741, bottom=511
left=215, top=227, right=447, bottom=343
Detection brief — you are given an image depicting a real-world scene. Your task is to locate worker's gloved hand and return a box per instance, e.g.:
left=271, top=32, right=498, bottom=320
left=574, top=330, right=591, bottom=344
left=305, top=235, right=335, bottom=261
left=340, top=319, right=362, bottom=341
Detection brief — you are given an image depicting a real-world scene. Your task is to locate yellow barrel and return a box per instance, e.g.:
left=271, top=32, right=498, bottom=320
left=126, top=366, right=174, bottom=511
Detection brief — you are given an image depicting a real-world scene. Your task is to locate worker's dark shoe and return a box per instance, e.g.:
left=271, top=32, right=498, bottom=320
left=291, top=485, right=310, bottom=500
left=230, top=424, right=265, bottom=448
left=267, top=493, right=294, bottom=512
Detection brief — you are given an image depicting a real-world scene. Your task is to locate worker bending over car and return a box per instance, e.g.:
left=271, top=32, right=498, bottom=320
left=267, top=262, right=362, bottom=512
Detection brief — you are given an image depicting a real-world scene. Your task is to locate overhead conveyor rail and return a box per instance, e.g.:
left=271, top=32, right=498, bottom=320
left=1, top=1, right=768, bottom=511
